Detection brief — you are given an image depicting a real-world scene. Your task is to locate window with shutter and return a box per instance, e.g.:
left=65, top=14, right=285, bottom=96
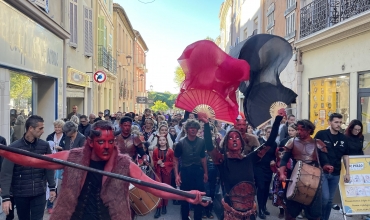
left=98, top=16, right=104, bottom=46
left=104, top=25, right=107, bottom=48
left=84, top=6, right=93, bottom=57
left=69, top=0, right=78, bottom=47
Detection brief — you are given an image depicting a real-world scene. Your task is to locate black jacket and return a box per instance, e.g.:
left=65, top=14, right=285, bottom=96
left=64, top=132, right=86, bottom=150
left=346, top=135, right=364, bottom=155
left=46, top=132, right=66, bottom=150
left=0, top=137, right=56, bottom=199
left=78, top=124, right=91, bottom=138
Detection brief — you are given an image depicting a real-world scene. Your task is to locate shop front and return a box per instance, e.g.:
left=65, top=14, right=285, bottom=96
left=309, top=75, right=350, bottom=135
left=296, top=26, right=370, bottom=137
left=0, top=1, right=64, bottom=143
left=66, top=68, right=91, bottom=116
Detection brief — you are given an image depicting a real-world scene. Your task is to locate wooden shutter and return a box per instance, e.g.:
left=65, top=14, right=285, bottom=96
left=69, top=0, right=78, bottom=47
left=88, top=9, right=93, bottom=54
left=98, top=16, right=104, bottom=46
left=84, top=6, right=93, bottom=56
left=104, top=25, right=107, bottom=48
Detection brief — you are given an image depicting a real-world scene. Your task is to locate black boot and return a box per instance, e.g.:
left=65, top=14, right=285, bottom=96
left=154, top=208, right=161, bottom=218
left=258, top=209, right=266, bottom=219
left=263, top=207, right=270, bottom=215
left=161, top=206, right=167, bottom=215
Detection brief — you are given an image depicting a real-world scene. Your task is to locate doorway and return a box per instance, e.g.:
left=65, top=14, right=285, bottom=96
left=358, top=91, right=370, bottom=154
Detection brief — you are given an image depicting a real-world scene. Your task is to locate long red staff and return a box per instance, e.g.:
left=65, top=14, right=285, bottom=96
left=0, top=145, right=212, bottom=202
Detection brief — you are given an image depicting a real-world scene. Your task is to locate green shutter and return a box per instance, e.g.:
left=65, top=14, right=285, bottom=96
left=98, top=16, right=104, bottom=46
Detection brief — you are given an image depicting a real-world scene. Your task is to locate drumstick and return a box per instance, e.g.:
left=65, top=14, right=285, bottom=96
left=0, top=145, right=212, bottom=202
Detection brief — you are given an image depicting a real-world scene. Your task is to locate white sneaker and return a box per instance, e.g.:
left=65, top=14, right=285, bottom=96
left=297, top=214, right=303, bottom=219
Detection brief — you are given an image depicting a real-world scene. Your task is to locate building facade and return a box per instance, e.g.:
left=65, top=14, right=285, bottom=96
left=64, top=0, right=94, bottom=117
left=1, top=0, right=69, bottom=142
left=93, top=0, right=117, bottom=114
left=295, top=0, right=370, bottom=139
left=113, top=3, right=135, bottom=113
left=219, top=0, right=262, bottom=113
left=260, top=0, right=300, bottom=118
left=133, top=30, right=148, bottom=114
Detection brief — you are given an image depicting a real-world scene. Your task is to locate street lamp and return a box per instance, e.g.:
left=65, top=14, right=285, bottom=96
left=117, top=55, right=132, bottom=68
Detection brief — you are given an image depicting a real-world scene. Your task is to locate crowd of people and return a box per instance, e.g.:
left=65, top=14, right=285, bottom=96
left=0, top=105, right=366, bottom=220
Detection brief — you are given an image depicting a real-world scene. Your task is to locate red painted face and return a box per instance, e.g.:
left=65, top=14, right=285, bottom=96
left=227, top=131, right=242, bottom=152
left=297, top=125, right=310, bottom=140
left=120, top=122, right=132, bottom=136
left=90, top=129, right=115, bottom=161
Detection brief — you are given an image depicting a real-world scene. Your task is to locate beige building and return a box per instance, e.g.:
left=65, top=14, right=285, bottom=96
left=93, top=0, right=117, bottom=114
left=133, top=30, right=149, bottom=114
left=1, top=0, right=69, bottom=142
left=260, top=0, right=300, bottom=117
left=113, top=3, right=135, bottom=113
left=295, top=1, right=370, bottom=137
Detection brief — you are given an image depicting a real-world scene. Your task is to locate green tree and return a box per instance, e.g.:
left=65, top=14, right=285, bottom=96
left=147, top=91, right=177, bottom=109
left=205, top=36, right=215, bottom=42
left=151, top=100, right=169, bottom=112
left=10, top=73, right=32, bottom=109
left=174, top=66, right=185, bottom=88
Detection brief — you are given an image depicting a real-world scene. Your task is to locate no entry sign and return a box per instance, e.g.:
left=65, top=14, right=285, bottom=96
left=93, top=71, right=107, bottom=83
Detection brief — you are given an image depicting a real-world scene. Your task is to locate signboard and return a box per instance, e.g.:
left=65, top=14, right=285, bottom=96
left=0, top=1, right=63, bottom=78
left=147, top=99, right=154, bottom=104
left=93, top=71, right=106, bottom=83
left=67, top=68, right=90, bottom=87
left=136, top=97, right=147, bottom=104
left=339, top=155, right=370, bottom=216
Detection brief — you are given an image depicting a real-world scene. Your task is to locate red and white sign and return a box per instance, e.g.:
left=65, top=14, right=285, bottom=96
left=93, top=71, right=107, bottom=83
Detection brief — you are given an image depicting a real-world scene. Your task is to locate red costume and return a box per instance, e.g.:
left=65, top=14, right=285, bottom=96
left=152, top=147, right=174, bottom=208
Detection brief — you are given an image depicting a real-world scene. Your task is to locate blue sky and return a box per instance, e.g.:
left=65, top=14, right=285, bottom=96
left=115, top=0, right=224, bottom=93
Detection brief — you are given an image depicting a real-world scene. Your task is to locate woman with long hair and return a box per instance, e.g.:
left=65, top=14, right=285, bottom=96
left=152, top=136, right=174, bottom=218
left=148, top=124, right=174, bottom=151
left=142, top=118, right=156, bottom=142
left=345, top=119, right=364, bottom=155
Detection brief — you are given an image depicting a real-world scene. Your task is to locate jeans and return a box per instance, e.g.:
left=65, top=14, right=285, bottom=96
left=321, top=173, right=340, bottom=220
left=14, top=194, right=46, bottom=220
left=180, top=165, right=205, bottom=220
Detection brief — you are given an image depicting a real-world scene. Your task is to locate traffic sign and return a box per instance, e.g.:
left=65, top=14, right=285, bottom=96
left=93, top=71, right=107, bottom=83
left=136, top=97, right=147, bottom=104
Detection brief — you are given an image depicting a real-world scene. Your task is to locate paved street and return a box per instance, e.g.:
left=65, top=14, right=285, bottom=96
left=13, top=199, right=365, bottom=220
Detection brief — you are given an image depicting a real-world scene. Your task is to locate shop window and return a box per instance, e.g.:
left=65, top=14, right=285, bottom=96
left=359, top=72, right=370, bottom=88
left=309, top=75, right=350, bottom=134
left=9, top=71, right=33, bottom=143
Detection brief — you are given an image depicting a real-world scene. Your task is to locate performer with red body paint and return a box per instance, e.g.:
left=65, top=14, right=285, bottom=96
left=0, top=120, right=206, bottom=220
left=199, top=110, right=285, bottom=220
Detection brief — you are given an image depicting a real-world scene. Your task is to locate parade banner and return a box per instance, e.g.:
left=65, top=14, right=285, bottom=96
left=339, top=155, right=370, bottom=215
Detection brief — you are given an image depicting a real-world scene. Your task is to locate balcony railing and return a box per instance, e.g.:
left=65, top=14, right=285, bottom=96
left=98, top=45, right=108, bottom=69
left=98, top=45, right=117, bottom=75
left=300, top=0, right=370, bottom=38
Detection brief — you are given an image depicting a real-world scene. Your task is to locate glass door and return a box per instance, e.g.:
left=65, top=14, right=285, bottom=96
left=358, top=92, right=370, bottom=155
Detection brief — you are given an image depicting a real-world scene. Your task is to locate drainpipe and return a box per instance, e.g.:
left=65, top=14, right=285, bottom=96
left=296, top=50, right=303, bottom=119
left=63, top=41, right=67, bottom=118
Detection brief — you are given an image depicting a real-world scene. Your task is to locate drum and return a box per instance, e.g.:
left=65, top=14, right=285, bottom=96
left=129, top=184, right=161, bottom=216
left=286, top=160, right=321, bottom=205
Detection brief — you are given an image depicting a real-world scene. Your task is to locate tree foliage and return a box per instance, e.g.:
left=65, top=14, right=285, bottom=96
left=10, top=73, right=32, bottom=109
left=151, top=100, right=169, bottom=112
left=174, top=66, right=185, bottom=88
left=148, top=91, right=178, bottom=109
left=10, top=73, right=32, bottom=100
left=205, top=36, right=215, bottom=42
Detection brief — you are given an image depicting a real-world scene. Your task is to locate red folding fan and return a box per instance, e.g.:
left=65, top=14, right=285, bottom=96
left=175, top=40, right=250, bottom=124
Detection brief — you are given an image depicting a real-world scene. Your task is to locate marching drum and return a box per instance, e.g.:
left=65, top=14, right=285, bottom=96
left=129, top=184, right=160, bottom=216
left=286, top=160, right=321, bottom=205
